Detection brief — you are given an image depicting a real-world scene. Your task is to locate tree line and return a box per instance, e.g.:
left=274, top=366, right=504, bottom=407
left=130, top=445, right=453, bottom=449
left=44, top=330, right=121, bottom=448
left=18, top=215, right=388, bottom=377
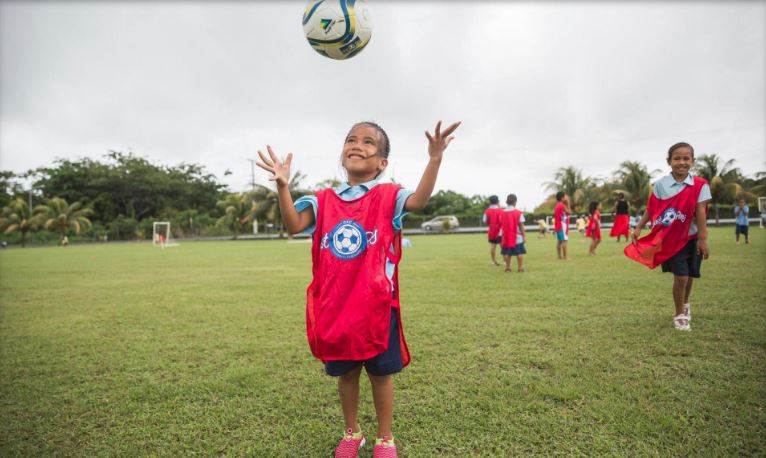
left=1, top=151, right=763, bottom=246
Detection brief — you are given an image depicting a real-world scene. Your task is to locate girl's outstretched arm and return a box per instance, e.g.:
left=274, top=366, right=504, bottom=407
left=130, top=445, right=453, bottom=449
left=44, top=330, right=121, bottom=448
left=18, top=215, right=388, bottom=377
left=405, top=120, right=461, bottom=212
left=256, top=146, right=315, bottom=234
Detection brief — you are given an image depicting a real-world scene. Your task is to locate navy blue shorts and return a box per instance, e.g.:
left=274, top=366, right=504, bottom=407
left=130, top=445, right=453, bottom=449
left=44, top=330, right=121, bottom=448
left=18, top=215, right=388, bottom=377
left=324, top=309, right=403, bottom=377
left=661, top=239, right=702, bottom=278
left=736, top=225, right=749, bottom=236
left=488, top=237, right=501, bottom=244
left=501, top=242, right=526, bottom=256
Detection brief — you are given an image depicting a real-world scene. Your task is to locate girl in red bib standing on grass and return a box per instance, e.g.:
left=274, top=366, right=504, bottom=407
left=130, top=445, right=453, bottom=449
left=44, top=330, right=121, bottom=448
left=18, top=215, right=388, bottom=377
left=585, top=201, right=602, bottom=255
left=625, top=142, right=711, bottom=331
left=257, top=120, right=460, bottom=458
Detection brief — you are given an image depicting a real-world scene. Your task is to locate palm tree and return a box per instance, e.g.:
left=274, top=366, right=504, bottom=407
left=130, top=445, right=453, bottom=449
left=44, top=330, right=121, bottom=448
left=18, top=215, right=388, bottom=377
left=35, top=197, right=93, bottom=244
left=216, top=193, right=257, bottom=239
left=251, top=170, right=309, bottom=236
left=613, top=161, right=658, bottom=211
left=0, top=198, right=39, bottom=247
left=544, top=166, right=591, bottom=212
left=693, top=154, right=741, bottom=225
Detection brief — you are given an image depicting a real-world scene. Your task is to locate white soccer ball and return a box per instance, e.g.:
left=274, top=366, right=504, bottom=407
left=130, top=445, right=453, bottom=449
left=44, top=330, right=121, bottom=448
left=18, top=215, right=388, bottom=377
left=335, top=226, right=361, bottom=253
left=302, top=0, right=372, bottom=60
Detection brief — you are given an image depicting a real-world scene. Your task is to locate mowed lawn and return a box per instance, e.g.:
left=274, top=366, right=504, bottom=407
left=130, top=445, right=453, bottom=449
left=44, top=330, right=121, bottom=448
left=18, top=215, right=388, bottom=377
left=1, top=227, right=764, bottom=456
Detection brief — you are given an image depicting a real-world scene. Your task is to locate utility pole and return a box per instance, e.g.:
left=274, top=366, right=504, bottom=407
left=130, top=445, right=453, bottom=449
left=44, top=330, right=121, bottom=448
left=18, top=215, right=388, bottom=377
left=246, top=158, right=257, bottom=192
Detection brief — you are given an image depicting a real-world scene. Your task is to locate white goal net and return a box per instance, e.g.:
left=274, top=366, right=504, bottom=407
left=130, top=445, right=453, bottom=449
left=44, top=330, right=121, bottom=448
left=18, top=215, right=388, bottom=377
left=153, top=222, right=179, bottom=248
left=758, top=197, right=766, bottom=228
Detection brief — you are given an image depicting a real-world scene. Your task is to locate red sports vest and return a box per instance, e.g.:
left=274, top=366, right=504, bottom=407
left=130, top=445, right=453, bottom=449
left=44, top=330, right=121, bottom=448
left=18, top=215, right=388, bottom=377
left=586, top=211, right=600, bottom=239
left=500, top=209, right=522, bottom=249
left=306, top=183, right=410, bottom=366
left=554, top=203, right=569, bottom=233
left=484, top=207, right=503, bottom=240
left=624, top=177, right=707, bottom=268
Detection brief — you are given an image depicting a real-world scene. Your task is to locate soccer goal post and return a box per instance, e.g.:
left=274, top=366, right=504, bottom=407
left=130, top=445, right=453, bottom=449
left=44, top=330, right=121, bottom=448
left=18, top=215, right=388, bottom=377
left=758, top=197, right=766, bottom=228
left=152, top=222, right=179, bottom=248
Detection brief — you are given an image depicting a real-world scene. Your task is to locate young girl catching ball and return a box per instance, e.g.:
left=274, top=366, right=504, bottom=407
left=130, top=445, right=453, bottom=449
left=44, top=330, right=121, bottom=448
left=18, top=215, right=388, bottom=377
left=625, top=142, right=711, bottom=331
left=585, top=201, right=602, bottom=255
left=257, top=120, right=460, bottom=457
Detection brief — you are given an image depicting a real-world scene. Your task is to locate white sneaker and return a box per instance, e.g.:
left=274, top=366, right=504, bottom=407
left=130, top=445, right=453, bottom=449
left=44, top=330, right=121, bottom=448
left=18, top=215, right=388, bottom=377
left=674, top=314, right=691, bottom=331
left=683, top=303, right=691, bottom=321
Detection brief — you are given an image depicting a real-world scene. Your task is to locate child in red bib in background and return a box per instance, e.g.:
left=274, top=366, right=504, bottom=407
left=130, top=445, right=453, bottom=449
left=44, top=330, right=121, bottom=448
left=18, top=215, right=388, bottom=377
left=500, top=193, right=526, bottom=272
left=483, top=195, right=504, bottom=266
left=626, top=142, right=711, bottom=331
left=585, top=201, right=602, bottom=255
left=257, top=120, right=460, bottom=458
left=553, top=192, right=571, bottom=260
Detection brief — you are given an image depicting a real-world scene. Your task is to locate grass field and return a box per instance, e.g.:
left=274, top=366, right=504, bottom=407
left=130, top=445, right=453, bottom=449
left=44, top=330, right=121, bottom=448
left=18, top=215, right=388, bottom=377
left=1, top=227, right=764, bottom=456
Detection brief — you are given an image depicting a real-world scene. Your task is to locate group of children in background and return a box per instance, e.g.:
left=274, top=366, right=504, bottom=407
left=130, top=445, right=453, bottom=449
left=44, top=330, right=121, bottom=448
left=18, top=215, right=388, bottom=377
left=482, top=194, right=526, bottom=272
left=484, top=190, right=612, bottom=265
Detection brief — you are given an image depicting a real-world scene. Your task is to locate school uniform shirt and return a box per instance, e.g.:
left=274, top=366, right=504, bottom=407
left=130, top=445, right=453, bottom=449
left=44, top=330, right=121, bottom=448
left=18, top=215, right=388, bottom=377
left=734, top=205, right=749, bottom=226
left=294, top=178, right=414, bottom=282
left=652, top=174, right=711, bottom=235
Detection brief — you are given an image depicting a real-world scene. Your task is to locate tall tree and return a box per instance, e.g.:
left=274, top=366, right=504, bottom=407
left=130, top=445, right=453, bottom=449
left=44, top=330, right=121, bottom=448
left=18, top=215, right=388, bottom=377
left=35, top=197, right=93, bottom=244
left=216, top=193, right=257, bottom=239
left=0, top=198, right=38, bottom=247
left=545, top=166, right=591, bottom=212
left=251, top=170, right=310, bottom=235
left=693, top=154, right=741, bottom=224
left=613, top=161, right=658, bottom=211
left=33, top=152, right=227, bottom=224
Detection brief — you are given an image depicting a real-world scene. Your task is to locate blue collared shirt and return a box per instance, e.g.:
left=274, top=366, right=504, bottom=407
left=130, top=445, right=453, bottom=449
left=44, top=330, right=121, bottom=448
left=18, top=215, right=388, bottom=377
left=294, top=178, right=413, bottom=235
left=294, top=178, right=413, bottom=288
left=652, top=173, right=712, bottom=235
left=734, top=205, right=749, bottom=226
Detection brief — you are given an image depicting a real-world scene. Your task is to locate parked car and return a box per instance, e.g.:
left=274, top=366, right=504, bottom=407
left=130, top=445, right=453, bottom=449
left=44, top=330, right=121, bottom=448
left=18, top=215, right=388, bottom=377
left=421, top=215, right=460, bottom=232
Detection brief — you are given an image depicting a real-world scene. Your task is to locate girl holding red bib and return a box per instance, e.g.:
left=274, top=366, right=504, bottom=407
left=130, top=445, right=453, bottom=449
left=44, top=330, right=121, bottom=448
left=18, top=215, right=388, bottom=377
left=257, top=120, right=460, bottom=458
left=625, top=142, right=711, bottom=331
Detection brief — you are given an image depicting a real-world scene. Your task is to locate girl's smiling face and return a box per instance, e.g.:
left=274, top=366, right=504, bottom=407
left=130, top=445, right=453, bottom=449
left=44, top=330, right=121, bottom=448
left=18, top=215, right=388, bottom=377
left=667, top=146, right=694, bottom=178
left=342, top=124, right=387, bottom=179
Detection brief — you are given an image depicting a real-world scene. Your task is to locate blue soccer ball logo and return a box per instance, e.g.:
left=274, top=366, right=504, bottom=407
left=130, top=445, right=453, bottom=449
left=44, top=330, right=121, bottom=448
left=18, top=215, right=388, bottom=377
left=330, top=220, right=367, bottom=259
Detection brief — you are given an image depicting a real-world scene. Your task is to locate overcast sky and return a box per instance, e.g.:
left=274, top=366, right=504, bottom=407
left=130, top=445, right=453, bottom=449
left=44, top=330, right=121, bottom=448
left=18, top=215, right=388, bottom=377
left=1, top=1, right=764, bottom=209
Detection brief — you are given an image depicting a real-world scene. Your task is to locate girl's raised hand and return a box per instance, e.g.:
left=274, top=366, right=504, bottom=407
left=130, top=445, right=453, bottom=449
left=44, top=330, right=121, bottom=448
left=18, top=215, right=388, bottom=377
left=425, top=120, right=461, bottom=161
left=256, top=145, right=293, bottom=188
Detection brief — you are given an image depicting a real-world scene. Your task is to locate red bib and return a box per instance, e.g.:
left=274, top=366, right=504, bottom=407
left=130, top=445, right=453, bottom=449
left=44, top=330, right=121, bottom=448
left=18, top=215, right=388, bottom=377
left=500, top=209, right=522, bottom=249
left=484, top=207, right=503, bottom=240
left=306, top=184, right=410, bottom=366
left=586, top=211, right=601, bottom=239
left=624, top=177, right=707, bottom=268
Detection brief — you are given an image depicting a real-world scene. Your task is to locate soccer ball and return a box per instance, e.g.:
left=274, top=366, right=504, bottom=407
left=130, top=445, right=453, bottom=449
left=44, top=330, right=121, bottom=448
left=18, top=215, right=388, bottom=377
left=334, top=226, right=362, bottom=253
left=302, top=0, right=372, bottom=60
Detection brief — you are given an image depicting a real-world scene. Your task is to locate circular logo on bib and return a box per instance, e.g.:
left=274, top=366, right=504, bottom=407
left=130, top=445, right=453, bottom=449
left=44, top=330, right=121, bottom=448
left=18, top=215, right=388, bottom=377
left=660, top=208, right=678, bottom=227
left=329, top=219, right=367, bottom=260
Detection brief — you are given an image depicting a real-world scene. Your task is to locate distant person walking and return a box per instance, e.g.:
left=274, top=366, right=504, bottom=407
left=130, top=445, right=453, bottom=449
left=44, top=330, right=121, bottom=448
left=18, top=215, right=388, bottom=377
left=734, top=197, right=750, bottom=244
left=610, top=192, right=631, bottom=242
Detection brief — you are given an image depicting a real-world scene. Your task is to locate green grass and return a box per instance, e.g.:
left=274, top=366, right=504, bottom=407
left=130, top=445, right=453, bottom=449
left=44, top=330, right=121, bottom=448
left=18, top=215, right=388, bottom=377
left=1, top=227, right=764, bottom=456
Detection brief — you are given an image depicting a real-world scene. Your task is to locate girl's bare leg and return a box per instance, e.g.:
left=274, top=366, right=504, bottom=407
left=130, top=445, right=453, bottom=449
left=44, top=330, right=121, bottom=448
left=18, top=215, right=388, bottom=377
left=368, top=373, right=394, bottom=439
left=338, top=365, right=362, bottom=433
